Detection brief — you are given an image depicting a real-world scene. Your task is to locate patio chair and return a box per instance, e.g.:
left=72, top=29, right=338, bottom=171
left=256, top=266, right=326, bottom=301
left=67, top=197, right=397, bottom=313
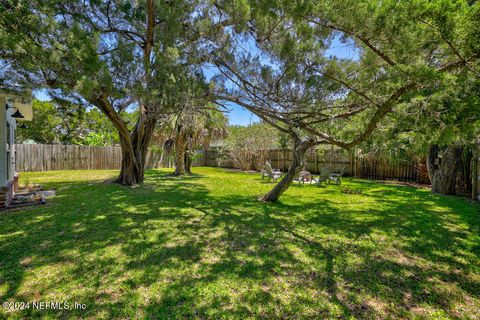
left=312, top=167, right=332, bottom=186
left=261, top=161, right=281, bottom=179
left=260, top=169, right=268, bottom=179
left=264, top=162, right=283, bottom=182
left=329, top=166, right=346, bottom=185
left=297, top=170, right=312, bottom=184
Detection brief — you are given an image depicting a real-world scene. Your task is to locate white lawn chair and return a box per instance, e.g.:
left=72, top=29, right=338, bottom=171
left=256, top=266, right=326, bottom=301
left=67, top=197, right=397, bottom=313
left=297, top=170, right=312, bottom=184
left=329, top=166, right=346, bottom=185
left=264, top=162, right=282, bottom=182
left=312, top=167, right=332, bottom=186
left=260, top=169, right=268, bottom=179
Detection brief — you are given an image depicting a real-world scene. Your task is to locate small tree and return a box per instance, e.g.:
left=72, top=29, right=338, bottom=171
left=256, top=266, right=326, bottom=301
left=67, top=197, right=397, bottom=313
left=157, top=103, right=228, bottom=175
left=223, top=123, right=279, bottom=171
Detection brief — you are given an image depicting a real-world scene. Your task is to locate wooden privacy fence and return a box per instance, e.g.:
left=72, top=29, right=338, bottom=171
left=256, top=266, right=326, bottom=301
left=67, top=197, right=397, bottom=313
left=16, top=144, right=424, bottom=183
left=15, top=144, right=177, bottom=171
left=14, top=144, right=480, bottom=202
left=355, top=158, right=424, bottom=182
left=204, top=148, right=353, bottom=174
left=204, top=148, right=425, bottom=182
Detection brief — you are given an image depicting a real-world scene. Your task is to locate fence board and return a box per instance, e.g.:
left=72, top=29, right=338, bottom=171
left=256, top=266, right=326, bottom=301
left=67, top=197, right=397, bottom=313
left=15, top=144, right=207, bottom=172
left=356, top=158, right=418, bottom=182
left=474, top=155, right=480, bottom=201
left=15, top=144, right=154, bottom=171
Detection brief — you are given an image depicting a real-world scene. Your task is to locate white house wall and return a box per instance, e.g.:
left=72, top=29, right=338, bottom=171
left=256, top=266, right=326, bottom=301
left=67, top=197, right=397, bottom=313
left=0, top=96, right=7, bottom=187
left=6, top=106, right=16, bottom=182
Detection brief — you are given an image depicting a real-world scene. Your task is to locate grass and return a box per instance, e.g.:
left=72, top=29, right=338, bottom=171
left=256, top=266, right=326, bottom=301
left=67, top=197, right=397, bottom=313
left=0, top=167, right=479, bottom=319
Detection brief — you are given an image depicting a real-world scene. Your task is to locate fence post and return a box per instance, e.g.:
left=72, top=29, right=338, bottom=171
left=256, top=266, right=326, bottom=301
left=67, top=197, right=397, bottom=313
left=472, top=150, right=478, bottom=201
left=350, top=151, right=355, bottom=177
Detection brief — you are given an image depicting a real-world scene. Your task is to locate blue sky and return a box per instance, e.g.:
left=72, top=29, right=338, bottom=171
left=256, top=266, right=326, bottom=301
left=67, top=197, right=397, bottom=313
left=225, top=36, right=358, bottom=125
left=34, top=36, right=356, bottom=126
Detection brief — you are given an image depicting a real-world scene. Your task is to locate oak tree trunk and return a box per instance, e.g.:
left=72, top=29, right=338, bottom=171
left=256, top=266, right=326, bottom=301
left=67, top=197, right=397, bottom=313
left=261, top=137, right=316, bottom=202
left=117, top=135, right=141, bottom=185
left=117, top=111, right=157, bottom=185
left=86, top=1, right=157, bottom=186
left=116, top=0, right=157, bottom=185
left=427, top=144, right=462, bottom=195
left=174, top=132, right=187, bottom=175
left=90, top=96, right=156, bottom=186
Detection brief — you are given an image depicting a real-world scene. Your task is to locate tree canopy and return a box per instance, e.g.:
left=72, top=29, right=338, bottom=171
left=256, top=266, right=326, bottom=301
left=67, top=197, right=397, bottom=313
left=1, top=0, right=211, bottom=184
left=17, top=99, right=136, bottom=145
left=203, top=0, right=480, bottom=200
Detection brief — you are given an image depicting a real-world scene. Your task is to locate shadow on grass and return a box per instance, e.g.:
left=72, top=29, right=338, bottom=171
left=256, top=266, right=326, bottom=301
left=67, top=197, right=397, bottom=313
left=0, top=169, right=479, bottom=318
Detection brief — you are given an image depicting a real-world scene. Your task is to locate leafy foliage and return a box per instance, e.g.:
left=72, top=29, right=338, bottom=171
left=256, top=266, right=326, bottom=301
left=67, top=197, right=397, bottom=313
left=358, top=74, right=480, bottom=159
left=0, top=0, right=214, bottom=184
left=209, top=0, right=479, bottom=149
left=17, top=99, right=136, bottom=146
left=222, top=123, right=280, bottom=170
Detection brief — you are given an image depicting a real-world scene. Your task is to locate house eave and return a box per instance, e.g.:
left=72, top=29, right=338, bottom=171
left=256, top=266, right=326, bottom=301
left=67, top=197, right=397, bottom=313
left=1, top=90, right=33, bottom=121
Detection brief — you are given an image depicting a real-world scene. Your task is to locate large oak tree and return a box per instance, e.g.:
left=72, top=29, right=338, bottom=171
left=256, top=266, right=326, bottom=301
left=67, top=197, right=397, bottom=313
left=206, top=0, right=479, bottom=201
left=0, top=0, right=209, bottom=185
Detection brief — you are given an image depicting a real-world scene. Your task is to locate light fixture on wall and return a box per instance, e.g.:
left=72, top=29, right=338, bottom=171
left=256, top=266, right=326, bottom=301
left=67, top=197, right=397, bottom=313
left=5, top=104, right=25, bottom=119
left=11, top=109, right=25, bottom=119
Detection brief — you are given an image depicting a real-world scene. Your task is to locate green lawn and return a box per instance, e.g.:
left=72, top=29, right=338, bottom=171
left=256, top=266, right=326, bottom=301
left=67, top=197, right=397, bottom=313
left=0, top=167, right=479, bottom=319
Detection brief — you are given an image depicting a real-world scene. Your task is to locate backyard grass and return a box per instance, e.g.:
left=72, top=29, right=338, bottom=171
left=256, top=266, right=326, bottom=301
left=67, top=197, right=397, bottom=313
left=0, top=167, right=479, bottom=319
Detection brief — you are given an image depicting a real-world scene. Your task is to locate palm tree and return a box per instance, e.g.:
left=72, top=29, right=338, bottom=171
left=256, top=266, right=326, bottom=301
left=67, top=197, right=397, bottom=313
left=156, top=104, right=228, bottom=175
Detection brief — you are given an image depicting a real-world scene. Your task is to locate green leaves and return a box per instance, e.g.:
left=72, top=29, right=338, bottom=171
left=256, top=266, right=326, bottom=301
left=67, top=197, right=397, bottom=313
left=17, top=99, right=128, bottom=145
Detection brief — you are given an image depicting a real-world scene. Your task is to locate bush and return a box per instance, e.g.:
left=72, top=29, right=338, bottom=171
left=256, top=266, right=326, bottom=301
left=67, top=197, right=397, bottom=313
left=223, top=123, right=280, bottom=171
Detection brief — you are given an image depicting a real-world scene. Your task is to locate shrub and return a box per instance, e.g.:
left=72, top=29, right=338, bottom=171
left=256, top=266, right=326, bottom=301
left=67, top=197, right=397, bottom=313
left=223, top=123, right=280, bottom=171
